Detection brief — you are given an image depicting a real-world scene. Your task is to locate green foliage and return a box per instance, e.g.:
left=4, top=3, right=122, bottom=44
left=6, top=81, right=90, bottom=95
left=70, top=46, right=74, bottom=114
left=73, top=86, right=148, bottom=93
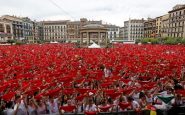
left=138, top=38, right=159, bottom=44
left=164, top=37, right=177, bottom=45
left=136, top=37, right=185, bottom=45
left=181, top=38, right=185, bottom=44
left=135, top=39, right=141, bottom=44
left=7, top=39, right=15, bottom=44
left=149, top=38, right=159, bottom=44
left=141, top=38, right=149, bottom=44
left=15, top=41, right=25, bottom=45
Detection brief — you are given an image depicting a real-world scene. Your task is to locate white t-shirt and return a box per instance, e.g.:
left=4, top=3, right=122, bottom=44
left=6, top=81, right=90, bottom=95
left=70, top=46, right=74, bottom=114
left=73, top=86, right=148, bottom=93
left=28, top=106, right=37, bottom=115
left=131, top=101, right=140, bottom=109
left=85, top=104, right=97, bottom=112
left=14, top=101, right=28, bottom=115
left=47, top=99, right=59, bottom=114
left=132, top=93, right=140, bottom=102
left=37, top=104, right=46, bottom=114
left=3, top=109, right=15, bottom=115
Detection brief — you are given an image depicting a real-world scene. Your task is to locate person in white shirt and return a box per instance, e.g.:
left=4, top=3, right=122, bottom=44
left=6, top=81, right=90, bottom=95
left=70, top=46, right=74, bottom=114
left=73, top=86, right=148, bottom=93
left=85, top=98, right=97, bottom=112
left=132, top=91, right=140, bottom=103
left=98, top=98, right=112, bottom=112
left=13, top=96, right=28, bottom=115
left=46, top=97, right=59, bottom=115
left=35, top=99, right=47, bottom=114
left=104, top=67, right=112, bottom=78
left=3, top=101, right=19, bottom=115
left=27, top=98, right=37, bottom=115
left=127, top=96, right=140, bottom=110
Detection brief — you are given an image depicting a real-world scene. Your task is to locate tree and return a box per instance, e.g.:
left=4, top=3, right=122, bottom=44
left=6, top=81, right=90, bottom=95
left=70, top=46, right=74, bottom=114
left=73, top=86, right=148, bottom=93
left=7, top=39, right=15, bottom=45
left=164, top=37, right=177, bottom=45
left=149, top=38, right=159, bottom=44
left=135, top=39, right=141, bottom=44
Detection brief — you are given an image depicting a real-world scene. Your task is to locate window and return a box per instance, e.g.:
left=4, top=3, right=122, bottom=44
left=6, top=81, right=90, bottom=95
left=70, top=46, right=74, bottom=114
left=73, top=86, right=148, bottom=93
left=6, top=25, right=11, bottom=33
left=0, top=24, right=4, bottom=32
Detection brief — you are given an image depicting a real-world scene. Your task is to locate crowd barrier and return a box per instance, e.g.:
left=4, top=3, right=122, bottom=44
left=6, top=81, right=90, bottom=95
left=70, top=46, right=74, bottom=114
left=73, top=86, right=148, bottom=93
left=42, top=106, right=185, bottom=115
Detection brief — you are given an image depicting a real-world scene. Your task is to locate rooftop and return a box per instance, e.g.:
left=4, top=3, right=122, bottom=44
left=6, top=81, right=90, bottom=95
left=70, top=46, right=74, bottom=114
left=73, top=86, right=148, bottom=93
left=83, top=24, right=105, bottom=28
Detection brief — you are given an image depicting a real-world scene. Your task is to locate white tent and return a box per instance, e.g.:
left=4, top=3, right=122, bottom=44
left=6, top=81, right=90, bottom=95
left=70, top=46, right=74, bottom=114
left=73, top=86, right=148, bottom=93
left=50, top=41, right=59, bottom=44
left=88, top=42, right=101, bottom=48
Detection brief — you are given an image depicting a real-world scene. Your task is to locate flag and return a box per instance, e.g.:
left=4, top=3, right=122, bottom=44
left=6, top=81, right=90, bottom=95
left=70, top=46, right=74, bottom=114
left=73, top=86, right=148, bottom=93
left=157, top=95, right=174, bottom=104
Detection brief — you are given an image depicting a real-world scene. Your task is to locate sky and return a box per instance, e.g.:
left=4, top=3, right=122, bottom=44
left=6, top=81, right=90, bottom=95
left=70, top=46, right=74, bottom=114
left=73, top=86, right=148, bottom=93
left=0, top=0, right=184, bottom=26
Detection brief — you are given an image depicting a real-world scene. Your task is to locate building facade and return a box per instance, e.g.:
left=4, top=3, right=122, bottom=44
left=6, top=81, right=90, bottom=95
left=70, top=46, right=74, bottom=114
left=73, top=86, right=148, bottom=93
left=104, top=24, right=120, bottom=40
left=66, top=21, right=81, bottom=41
left=42, top=20, right=68, bottom=42
left=144, top=18, right=156, bottom=38
left=124, top=19, right=144, bottom=41
left=33, top=22, right=44, bottom=42
left=156, top=16, right=162, bottom=38
left=22, top=17, right=34, bottom=43
left=161, top=14, right=169, bottom=38
left=1, top=15, right=24, bottom=40
left=0, top=20, right=13, bottom=42
left=168, top=4, right=185, bottom=38
left=0, top=15, right=38, bottom=43
left=119, top=27, right=125, bottom=40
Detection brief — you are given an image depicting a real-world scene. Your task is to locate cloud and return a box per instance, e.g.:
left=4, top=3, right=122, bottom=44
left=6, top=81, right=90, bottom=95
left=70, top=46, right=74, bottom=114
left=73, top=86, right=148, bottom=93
left=0, top=0, right=184, bottom=26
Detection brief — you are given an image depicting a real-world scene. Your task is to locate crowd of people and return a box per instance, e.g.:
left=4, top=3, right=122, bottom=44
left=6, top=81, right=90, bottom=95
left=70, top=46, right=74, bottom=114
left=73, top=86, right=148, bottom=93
left=0, top=44, right=185, bottom=115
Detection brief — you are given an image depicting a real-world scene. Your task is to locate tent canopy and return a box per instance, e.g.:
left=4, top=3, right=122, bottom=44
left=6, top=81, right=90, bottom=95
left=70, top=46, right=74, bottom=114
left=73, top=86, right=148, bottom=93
left=88, top=42, right=101, bottom=48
